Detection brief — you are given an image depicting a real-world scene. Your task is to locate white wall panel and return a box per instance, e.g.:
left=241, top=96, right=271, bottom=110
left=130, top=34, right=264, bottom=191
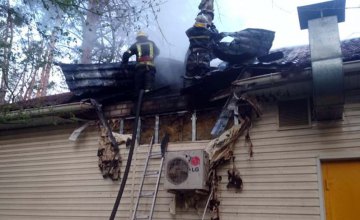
left=1, top=100, right=360, bottom=219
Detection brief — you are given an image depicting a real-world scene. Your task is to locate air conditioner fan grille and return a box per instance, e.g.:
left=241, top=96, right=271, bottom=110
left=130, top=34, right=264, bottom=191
left=166, top=158, right=189, bottom=185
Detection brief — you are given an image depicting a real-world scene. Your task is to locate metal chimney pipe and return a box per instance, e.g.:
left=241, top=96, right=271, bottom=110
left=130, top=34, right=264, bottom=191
left=298, top=0, right=346, bottom=120
left=309, top=16, right=344, bottom=120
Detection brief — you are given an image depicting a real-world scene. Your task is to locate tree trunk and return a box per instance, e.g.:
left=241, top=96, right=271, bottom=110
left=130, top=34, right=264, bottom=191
left=0, top=0, right=12, bottom=104
left=36, top=36, right=55, bottom=97
left=80, top=0, right=104, bottom=64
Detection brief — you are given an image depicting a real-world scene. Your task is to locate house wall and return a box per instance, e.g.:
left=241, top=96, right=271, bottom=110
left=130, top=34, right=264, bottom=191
left=1, top=95, right=360, bottom=220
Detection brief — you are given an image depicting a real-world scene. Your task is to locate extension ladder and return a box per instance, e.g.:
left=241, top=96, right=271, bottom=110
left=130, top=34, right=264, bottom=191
left=131, top=136, right=165, bottom=220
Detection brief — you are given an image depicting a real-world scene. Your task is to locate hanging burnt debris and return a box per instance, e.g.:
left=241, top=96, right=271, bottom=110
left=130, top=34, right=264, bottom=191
left=227, top=157, right=243, bottom=191
left=97, top=119, right=132, bottom=180
left=97, top=126, right=122, bottom=181
left=214, top=28, right=275, bottom=64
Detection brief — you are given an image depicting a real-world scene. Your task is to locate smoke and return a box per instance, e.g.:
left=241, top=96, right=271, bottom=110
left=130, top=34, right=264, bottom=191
left=147, top=0, right=198, bottom=62
left=154, top=57, right=185, bottom=89
left=143, top=0, right=199, bottom=87
left=130, top=0, right=360, bottom=87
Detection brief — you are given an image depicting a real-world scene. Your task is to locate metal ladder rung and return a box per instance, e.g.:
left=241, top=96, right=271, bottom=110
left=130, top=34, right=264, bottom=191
left=132, top=135, right=166, bottom=220
left=135, top=214, right=149, bottom=219
left=145, top=171, right=159, bottom=177
left=149, top=152, right=162, bottom=159
left=140, top=191, right=155, bottom=198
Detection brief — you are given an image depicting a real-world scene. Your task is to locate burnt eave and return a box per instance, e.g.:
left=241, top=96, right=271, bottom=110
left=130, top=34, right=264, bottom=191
left=233, top=60, right=360, bottom=99
left=1, top=38, right=360, bottom=130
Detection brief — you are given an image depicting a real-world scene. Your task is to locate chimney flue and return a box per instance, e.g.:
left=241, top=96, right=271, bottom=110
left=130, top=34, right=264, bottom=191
left=298, top=0, right=346, bottom=120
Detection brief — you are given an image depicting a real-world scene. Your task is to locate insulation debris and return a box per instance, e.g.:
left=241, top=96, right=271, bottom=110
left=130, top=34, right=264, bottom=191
left=206, top=122, right=249, bottom=166
left=112, top=133, right=132, bottom=146
left=205, top=95, right=261, bottom=220
left=206, top=118, right=251, bottom=220
left=98, top=126, right=132, bottom=180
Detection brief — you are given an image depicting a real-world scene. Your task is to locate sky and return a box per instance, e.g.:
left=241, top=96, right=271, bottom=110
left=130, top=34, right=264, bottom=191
left=148, top=0, right=360, bottom=61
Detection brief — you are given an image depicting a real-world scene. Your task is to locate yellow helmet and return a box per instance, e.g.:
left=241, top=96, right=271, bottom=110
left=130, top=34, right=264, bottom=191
left=195, top=14, right=209, bottom=24
left=136, top=31, right=148, bottom=39
left=194, top=22, right=207, bottom=28
left=194, top=14, right=209, bottom=28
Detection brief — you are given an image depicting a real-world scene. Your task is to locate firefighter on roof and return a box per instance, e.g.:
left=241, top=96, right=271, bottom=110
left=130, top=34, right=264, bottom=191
left=198, top=0, right=214, bottom=12
left=122, top=31, right=160, bottom=93
left=198, top=0, right=214, bottom=25
left=184, top=14, right=223, bottom=84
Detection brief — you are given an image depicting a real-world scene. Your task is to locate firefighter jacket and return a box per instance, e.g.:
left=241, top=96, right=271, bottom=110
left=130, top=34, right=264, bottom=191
left=186, top=25, right=222, bottom=51
left=122, top=38, right=160, bottom=66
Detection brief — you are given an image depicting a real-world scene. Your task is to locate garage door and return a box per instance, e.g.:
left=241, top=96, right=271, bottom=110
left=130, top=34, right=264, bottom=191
left=321, top=160, right=360, bottom=220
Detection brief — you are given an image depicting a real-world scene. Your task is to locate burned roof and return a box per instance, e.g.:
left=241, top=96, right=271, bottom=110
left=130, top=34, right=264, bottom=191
left=60, top=57, right=184, bottom=99
left=2, top=38, right=360, bottom=112
left=271, top=38, right=360, bottom=68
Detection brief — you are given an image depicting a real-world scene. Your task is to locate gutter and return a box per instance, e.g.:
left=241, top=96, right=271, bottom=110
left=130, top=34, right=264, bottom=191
left=233, top=69, right=312, bottom=87
left=0, top=102, right=94, bottom=122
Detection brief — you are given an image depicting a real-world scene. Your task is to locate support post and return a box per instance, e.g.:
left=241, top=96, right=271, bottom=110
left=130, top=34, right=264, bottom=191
left=234, top=105, right=239, bottom=125
left=119, top=118, right=124, bottom=134
left=155, top=115, right=159, bottom=144
left=136, top=118, right=141, bottom=144
left=191, top=111, right=197, bottom=141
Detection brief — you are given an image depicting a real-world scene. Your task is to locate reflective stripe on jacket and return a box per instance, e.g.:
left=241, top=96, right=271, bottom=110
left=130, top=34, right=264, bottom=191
left=186, top=26, right=220, bottom=50
left=122, top=39, right=159, bottom=66
left=136, top=42, right=155, bottom=65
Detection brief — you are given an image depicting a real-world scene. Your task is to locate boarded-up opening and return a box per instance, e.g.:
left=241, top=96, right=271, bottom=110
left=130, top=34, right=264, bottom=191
left=278, top=98, right=310, bottom=128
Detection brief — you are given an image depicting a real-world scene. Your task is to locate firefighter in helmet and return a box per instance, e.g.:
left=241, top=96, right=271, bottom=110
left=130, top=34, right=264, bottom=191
left=122, top=31, right=160, bottom=93
left=185, top=14, right=223, bottom=84
left=198, top=0, right=215, bottom=24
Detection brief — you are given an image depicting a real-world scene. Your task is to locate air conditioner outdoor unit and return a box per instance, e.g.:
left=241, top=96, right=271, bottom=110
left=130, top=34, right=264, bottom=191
left=164, top=149, right=209, bottom=191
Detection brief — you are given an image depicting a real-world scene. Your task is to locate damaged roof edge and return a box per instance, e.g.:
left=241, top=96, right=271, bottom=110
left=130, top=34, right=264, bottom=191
left=0, top=102, right=94, bottom=123
left=233, top=60, right=360, bottom=95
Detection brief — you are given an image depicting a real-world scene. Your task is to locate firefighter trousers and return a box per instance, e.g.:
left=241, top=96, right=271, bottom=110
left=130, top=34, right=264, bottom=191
left=135, top=64, right=156, bottom=92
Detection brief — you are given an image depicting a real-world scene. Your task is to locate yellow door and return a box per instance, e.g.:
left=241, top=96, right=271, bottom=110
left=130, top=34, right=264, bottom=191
left=322, top=160, right=360, bottom=220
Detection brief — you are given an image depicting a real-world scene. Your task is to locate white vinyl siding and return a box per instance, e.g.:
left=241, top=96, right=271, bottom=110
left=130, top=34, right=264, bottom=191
left=1, top=98, right=360, bottom=219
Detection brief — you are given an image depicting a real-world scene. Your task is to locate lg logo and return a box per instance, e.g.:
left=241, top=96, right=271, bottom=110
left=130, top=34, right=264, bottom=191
left=185, top=154, right=201, bottom=172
